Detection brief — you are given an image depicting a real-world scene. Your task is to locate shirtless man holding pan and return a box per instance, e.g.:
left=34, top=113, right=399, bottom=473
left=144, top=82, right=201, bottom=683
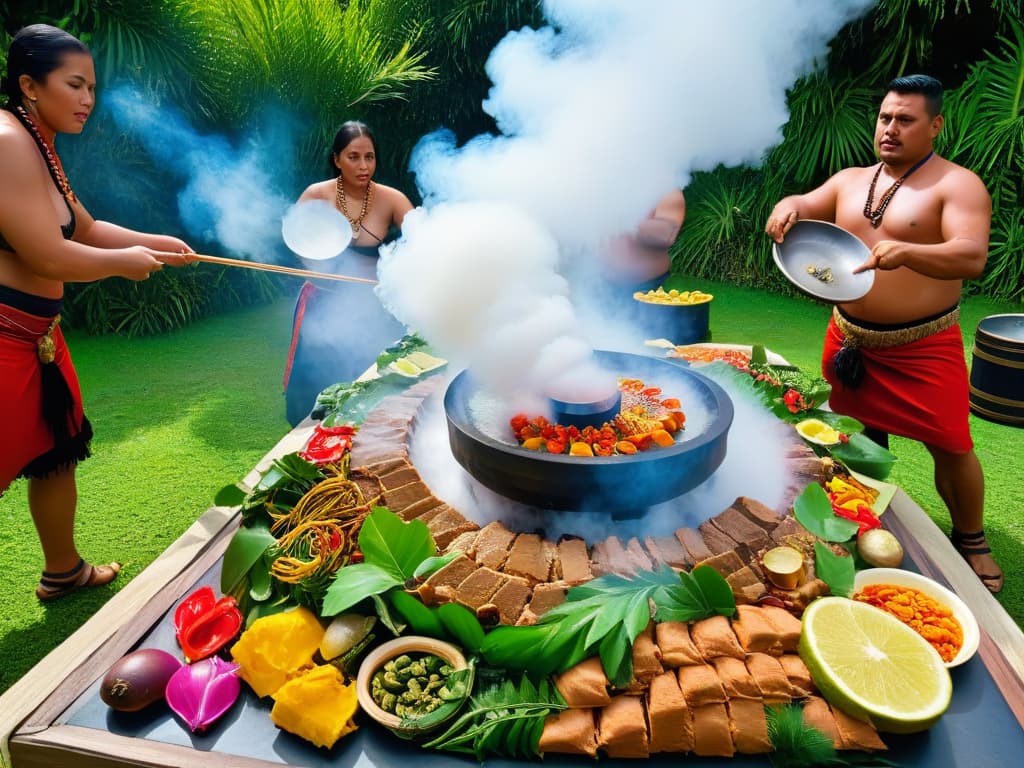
left=765, top=74, right=1001, bottom=592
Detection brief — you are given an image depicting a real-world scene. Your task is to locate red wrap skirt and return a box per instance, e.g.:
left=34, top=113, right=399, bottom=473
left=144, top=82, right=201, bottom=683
left=822, top=310, right=972, bottom=453
left=1, top=294, right=91, bottom=493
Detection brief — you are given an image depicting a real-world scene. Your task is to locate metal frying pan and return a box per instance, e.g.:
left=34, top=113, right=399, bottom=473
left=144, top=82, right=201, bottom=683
left=772, top=220, right=874, bottom=302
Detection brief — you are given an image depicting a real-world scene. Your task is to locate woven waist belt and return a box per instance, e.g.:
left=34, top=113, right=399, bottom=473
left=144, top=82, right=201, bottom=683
left=832, top=305, right=960, bottom=350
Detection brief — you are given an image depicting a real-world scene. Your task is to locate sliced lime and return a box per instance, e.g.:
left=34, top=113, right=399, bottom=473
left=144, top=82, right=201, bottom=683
left=799, top=596, right=952, bottom=733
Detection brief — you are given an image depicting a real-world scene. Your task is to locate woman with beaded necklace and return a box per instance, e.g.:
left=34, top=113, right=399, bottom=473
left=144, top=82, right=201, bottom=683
left=0, top=24, right=193, bottom=601
left=283, top=121, right=413, bottom=426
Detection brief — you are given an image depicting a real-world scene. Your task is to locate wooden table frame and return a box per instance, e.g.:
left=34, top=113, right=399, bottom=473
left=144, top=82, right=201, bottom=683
left=2, top=426, right=1022, bottom=767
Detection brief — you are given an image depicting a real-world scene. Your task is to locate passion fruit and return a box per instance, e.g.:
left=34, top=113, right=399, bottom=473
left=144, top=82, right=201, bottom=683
left=857, top=528, right=905, bottom=568
left=100, top=648, right=182, bottom=711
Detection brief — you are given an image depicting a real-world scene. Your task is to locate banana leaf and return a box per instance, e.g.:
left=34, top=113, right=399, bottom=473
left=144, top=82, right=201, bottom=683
left=829, top=432, right=897, bottom=481
left=220, top=522, right=276, bottom=595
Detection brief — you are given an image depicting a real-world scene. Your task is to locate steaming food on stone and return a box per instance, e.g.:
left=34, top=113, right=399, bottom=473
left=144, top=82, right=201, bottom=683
left=510, top=378, right=687, bottom=456
left=445, top=350, right=734, bottom=510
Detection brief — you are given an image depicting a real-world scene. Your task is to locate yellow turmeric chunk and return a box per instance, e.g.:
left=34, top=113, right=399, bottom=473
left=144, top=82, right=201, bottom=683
left=271, top=664, right=359, bottom=748
left=569, top=441, right=595, bottom=457
left=231, top=606, right=325, bottom=697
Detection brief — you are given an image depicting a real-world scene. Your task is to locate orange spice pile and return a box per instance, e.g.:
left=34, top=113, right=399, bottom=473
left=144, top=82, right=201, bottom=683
left=853, top=583, right=963, bottom=663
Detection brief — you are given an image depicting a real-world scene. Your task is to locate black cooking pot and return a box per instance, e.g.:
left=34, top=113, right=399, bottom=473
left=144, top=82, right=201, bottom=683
left=443, top=350, right=733, bottom=512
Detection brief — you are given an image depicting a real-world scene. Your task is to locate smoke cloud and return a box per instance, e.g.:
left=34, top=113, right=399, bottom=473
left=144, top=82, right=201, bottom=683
left=380, top=0, right=872, bottom=400
left=104, top=85, right=295, bottom=260
left=408, top=0, right=873, bottom=248
left=387, top=0, right=871, bottom=528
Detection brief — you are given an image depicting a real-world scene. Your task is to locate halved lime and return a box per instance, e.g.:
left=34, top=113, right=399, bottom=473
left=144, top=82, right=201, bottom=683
left=799, top=596, right=952, bottom=733
left=405, top=351, right=446, bottom=372
left=390, top=359, right=423, bottom=377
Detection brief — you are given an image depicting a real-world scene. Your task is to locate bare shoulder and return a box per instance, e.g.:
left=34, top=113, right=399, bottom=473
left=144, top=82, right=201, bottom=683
left=0, top=113, right=42, bottom=174
left=833, top=164, right=874, bottom=186
left=374, top=182, right=414, bottom=223
left=0, top=112, right=37, bottom=163
left=374, top=182, right=412, bottom=206
left=936, top=156, right=988, bottom=194
left=296, top=178, right=334, bottom=204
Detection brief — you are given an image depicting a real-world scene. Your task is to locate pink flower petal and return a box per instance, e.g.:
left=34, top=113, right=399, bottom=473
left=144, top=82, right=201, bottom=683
left=165, top=656, right=241, bottom=732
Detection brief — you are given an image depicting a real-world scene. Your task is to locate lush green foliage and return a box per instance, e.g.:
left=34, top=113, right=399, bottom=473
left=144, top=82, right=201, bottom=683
left=1, top=0, right=438, bottom=334
left=674, top=0, right=1024, bottom=303
left=2, top=0, right=1022, bottom=308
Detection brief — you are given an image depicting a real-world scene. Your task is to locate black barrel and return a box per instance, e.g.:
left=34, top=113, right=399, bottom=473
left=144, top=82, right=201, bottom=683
left=969, top=314, right=1024, bottom=426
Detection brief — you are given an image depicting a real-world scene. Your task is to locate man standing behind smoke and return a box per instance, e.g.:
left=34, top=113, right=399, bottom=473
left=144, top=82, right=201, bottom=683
left=572, top=189, right=686, bottom=337
left=601, top=189, right=686, bottom=288
left=765, top=74, right=1002, bottom=592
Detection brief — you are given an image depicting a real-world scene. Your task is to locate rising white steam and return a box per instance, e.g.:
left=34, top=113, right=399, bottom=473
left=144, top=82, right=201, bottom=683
left=103, top=86, right=295, bottom=260
left=409, top=0, right=874, bottom=249
left=377, top=201, right=615, bottom=398
left=381, top=0, right=873, bottom=399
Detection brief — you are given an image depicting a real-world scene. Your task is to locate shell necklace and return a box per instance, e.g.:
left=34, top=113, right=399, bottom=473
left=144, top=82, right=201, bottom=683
left=863, top=151, right=932, bottom=229
left=12, top=106, right=78, bottom=203
left=335, top=176, right=374, bottom=238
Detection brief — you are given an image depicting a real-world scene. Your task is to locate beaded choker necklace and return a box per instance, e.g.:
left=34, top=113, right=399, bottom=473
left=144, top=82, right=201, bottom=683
left=335, top=176, right=374, bottom=237
left=12, top=106, right=78, bottom=203
left=863, top=151, right=932, bottom=229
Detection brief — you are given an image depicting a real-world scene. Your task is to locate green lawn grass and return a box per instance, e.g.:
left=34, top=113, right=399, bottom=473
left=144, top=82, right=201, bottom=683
left=0, top=298, right=294, bottom=694
left=1, top=284, right=1021, bottom=697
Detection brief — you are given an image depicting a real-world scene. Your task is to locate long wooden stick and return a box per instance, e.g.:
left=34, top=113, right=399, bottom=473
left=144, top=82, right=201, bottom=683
left=186, top=253, right=378, bottom=285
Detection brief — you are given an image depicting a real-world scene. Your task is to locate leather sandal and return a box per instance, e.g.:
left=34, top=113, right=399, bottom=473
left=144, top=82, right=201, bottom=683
left=951, top=529, right=1004, bottom=594
left=36, top=558, right=122, bottom=601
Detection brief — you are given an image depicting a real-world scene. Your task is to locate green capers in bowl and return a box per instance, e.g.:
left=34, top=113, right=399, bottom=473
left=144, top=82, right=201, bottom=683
left=370, top=652, right=468, bottom=718
left=356, top=636, right=473, bottom=737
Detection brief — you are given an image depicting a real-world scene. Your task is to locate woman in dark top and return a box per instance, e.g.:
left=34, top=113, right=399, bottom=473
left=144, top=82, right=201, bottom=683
left=283, top=121, right=413, bottom=425
left=0, top=25, right=193, bottom=600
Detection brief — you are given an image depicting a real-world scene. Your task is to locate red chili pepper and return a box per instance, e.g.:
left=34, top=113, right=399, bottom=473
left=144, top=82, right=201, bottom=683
left=327, top=529, right=342, bottom=551
left=833, top=502, right=882, bottom=535
left=839, top=433, right=850, bottom=443
left=300, top=424, right=356, bottom=465
left=174, top=586, right=244, bottom=663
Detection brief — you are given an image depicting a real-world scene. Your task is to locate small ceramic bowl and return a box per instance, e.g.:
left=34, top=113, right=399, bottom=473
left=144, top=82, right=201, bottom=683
left=356, top=636, right=471, bottom=735
left=853, top=568, right=980, bottom=668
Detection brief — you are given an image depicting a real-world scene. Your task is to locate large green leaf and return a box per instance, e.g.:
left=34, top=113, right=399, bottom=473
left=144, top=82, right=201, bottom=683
left=214, top=483, right=247, bottom=507
left=482, top=566, right=732, bottom=680
left=689, top=564, right=738, bottom=617
left=793, top=483, right=860, bottom=543
left=599, top=623, right=634, bottom=689
left=358, top=507, right=436, bottom=582
left=814, top=540, right=855, bottom=598
left=219, top=522, right=276, bottom=594
left=321, top=562, right=402, bottom=617
left=437, top=603, right=486, bottom=653
left=389, top=589, right=446, bottom=637
left=829, top=432, right=897, bottom=480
